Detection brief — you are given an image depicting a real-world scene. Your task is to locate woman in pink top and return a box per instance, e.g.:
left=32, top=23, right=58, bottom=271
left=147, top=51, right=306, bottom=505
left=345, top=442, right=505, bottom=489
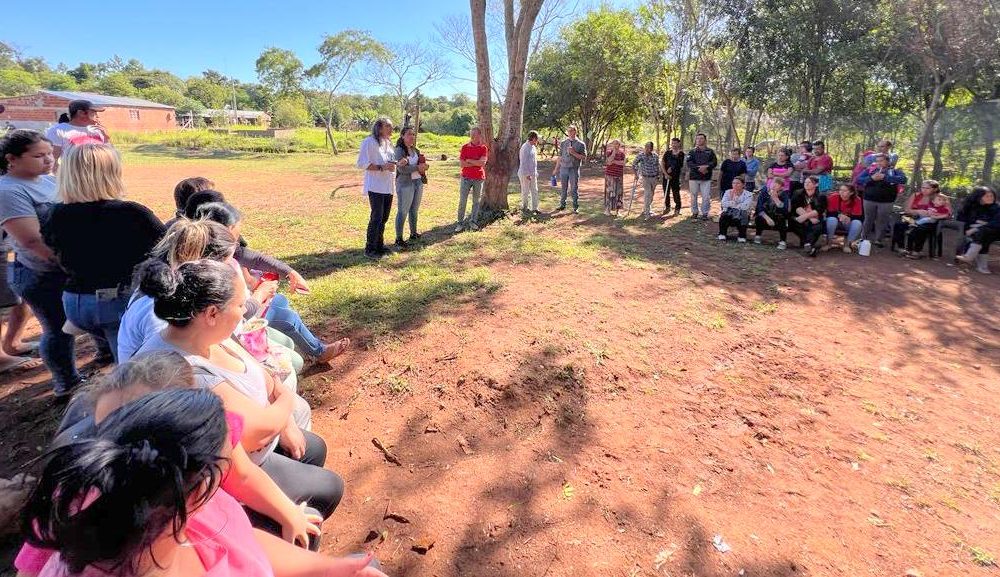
left=20, top=388, right=386, bottom=577
left=765, top=148, right=794, bottom=193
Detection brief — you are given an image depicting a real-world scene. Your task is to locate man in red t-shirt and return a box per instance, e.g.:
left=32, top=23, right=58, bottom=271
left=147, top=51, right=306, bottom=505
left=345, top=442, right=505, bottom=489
left=456, top=127, right=488, bottom=232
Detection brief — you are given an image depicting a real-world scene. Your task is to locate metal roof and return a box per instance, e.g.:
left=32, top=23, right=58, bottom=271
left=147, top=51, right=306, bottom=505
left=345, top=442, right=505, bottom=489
left=183, top=109, right=270, bottom=119
left=40, top=90, right=174, bottom=110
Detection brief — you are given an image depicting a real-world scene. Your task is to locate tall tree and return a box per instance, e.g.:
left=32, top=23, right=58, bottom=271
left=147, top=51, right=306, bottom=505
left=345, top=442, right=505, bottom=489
left=471, top=0, right=546, bottom=212
left=368, top=43, right=449, bottom=116
left=305, top=31, right=387, bottom=154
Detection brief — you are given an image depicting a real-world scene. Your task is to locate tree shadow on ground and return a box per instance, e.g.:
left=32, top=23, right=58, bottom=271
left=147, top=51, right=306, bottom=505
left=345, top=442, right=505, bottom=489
left=282, top=221, right=471, bottom=279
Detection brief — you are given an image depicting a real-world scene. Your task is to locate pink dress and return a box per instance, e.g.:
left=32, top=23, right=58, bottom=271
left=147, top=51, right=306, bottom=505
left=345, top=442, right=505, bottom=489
left=18, top=413, right=265, bottom=577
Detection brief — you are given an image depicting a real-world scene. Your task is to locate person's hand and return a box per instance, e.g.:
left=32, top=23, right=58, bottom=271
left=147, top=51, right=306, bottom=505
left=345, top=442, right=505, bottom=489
left=698, top=166, right=708, bottom=174
left=764, top=215, right=774, bottom=227
left=384, top=161, right=396, bottom=172
left=398, top=157, right=409, bottom=166
left=283, top=502, right=323, bottom=548
left=839, top=215, right=850, bottom=225
left=526, top=175, right=533, bottom=182
left=331, top=554, right=388, bottom=577
left=287, top=271, right=310, bottom=295
left=279, top=422, right=306, bottom=460
left=872, top=172, right=885, bottom=181
left=253, top=280, right=279, bottom=305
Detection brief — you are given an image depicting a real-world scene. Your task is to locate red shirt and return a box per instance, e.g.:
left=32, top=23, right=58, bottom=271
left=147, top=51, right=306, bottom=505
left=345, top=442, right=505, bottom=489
left=827, top=194, right=864, bottom=218
left=605, top=150, right=625, bottom=177
left=460, top=142, right=488, bottom=180
left=808, top=153, right=833, bottom=174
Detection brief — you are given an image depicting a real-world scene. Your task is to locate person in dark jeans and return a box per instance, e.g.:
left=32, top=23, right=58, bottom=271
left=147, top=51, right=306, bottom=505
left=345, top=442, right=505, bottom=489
left=791, top=176, right=827, bottom=256
left=661, top=137, right=685, bottom=215
left=0, top=129, right=81, bottom=397
left=42, top=143, right=166, bottom=363
left=356, top=117, right=397, bottom=259
left=753, top=178, right=791, bottom=250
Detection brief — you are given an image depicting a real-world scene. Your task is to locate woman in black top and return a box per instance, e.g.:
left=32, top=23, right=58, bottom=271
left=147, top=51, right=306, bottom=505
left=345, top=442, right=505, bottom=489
left=42, top=143, right=165, bottom=362
left=790, top=176, right=827, bottom=256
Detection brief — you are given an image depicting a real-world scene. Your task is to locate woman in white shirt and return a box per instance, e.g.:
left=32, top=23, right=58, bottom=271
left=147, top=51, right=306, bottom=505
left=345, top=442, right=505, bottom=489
left=356, top=117, right=397, bottom=259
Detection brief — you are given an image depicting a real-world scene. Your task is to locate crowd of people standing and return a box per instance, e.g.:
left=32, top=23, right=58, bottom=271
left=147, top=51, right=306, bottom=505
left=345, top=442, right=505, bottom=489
left=1, top=100, right=387, bottom=577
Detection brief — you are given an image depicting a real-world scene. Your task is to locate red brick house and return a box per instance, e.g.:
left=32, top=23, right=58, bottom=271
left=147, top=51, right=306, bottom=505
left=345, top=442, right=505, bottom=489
left=0, top=90, right=176, bottom=132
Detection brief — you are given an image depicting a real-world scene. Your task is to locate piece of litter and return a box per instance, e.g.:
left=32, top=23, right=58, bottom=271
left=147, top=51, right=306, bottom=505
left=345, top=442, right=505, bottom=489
left=692, top=484, right=702, bottom=496
left=712, top=534, right=732, bottom=553
left=851, top=462, right=860, bottom=471
left=653, top=547, right=676, bottom=570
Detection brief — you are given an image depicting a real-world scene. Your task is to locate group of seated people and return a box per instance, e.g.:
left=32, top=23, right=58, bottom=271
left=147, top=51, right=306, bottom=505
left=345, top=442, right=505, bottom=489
left=1, top=128, right=383, bottom=575
left=715, top=148, right=999, bottom=273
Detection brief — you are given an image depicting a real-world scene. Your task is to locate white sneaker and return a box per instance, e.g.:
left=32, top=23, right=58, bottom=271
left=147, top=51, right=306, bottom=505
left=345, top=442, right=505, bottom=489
left=717, top=234, right=727, bottom=241
left=777, top=241, right=787, bottom=250
left=737, top=237, right=747, bottom=243
left=753, top=236, right=762, bottom=244
left=454, top=224, right=464, bottom=233
left=803, top=243, right=812, bottom=251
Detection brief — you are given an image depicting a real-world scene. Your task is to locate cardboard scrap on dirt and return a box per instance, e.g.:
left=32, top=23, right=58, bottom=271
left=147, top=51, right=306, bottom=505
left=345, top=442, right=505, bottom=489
left=411, top=536, right=435, bottom=554
left=456, top=435, right=474, bottom=455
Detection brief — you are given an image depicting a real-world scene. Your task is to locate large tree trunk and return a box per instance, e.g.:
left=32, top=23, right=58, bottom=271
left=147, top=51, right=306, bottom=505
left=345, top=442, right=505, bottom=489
left=929, top=134, right=944, bottom=181
left=978, top=102, right=997, bottom=185
left=479, top=0, right=544, bottom=212
left=471, top=0, right=493, bottom=143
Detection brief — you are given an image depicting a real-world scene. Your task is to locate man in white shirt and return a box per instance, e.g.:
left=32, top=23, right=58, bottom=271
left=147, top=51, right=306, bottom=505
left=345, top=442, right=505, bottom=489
left=45, top=100, right=111, bottom=172
left=518, top=131, right=540, bottom=214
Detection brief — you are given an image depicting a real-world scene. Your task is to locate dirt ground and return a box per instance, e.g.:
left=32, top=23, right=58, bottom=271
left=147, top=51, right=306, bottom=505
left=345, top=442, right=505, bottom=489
left=2, top=158, right=999, bottom=577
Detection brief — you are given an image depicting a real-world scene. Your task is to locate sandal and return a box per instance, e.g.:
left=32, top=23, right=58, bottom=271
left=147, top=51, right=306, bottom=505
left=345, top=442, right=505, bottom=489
left=316, top=337, right=350, bottom=364
left=0, top=356, right=43, bottom=374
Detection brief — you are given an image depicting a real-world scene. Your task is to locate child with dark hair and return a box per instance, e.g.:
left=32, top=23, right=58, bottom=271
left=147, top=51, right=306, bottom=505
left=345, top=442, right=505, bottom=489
left=20, top=388, right=385, bottom=577
left=166, top=176, right=215, bottom=227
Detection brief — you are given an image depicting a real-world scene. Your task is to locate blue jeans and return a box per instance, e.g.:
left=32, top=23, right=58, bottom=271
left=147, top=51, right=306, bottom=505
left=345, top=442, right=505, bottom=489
left=826, top=217, right=863, bottom=244
left=559, top=167, right=580, bottom=209
left=395, top=180, right=423, bottom=239
left=7, top=262, right=79, bottom=393
left=63, top=291, right=129, bottom=364
left=457, top=177, right=483, bottom=225
left=265, top=294, right=324, bottom=358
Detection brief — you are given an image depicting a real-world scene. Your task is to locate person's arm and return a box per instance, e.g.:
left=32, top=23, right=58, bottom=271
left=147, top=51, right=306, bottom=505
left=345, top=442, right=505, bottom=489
left=253, top=529, right=387, bottom=577
left=720, top=192, right=732, bottom=211
left=213, top=379, right=294, bottom=452
left=234, top=245, right=295, bottom=277
left=856, top=169, right=872, bottom=186
left=356, top=138, right=390, bottom=172
left=902, top=193, right=919, bottom=215
left=395, top=147, right=418, bottom=175
left=885, top=169, right=907, bottom=186
left=4, top=218, right=56, bottom=263
left=222, top=442, right=322, bottom=548
left=706, top=150, right=718, bottom=170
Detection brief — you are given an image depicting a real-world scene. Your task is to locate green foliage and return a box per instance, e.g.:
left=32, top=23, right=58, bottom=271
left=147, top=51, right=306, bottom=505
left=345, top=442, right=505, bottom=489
left=0, top=68, right=40, bottom=97
left=255, top=48, right=304, bottom=100
left=525, top=8, right=661, bottom=151
left=272, top=95, right=312, bottom=128
left=97, top=72, right=137, bottom=97
left=185, top=77, right=230, bottom=109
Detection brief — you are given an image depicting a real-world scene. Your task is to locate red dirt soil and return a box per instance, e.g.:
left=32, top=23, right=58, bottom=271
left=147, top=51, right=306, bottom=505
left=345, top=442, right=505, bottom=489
left=2, top=167, right=998, bottom=577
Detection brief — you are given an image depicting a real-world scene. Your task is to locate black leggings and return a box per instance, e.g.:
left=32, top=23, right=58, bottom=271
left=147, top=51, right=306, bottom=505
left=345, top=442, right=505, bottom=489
left=971, top=225, right=1000, bottom=254
left=754, top=214, right=788, bottom=242
left=366, top=192, right=393, bottom=253
left=662, top=176, right=681, bottom=211
left=893, top=222, right=938, bottom=252
left=790, top=219, right=824, bottom=247
left=719, top=213, right=747, bottom=239
left=255, top=430, right=344, bottom=548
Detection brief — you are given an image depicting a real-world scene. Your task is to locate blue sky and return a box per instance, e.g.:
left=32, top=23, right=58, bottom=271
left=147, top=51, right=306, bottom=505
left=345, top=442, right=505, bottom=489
left=4, top=0, right=482, bottom=95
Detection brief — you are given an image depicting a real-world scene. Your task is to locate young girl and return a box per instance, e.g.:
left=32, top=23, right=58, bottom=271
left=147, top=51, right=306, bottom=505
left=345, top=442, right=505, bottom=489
left=765, top=148, right=794, bottom=194
left=0, top=129, right=81, bottom=397
left=21, top=388, right=386, bottom=577
left=791, top=176, right=827, bottom=257
left=824, top=183, right=864, bottom=253
left=604, top=139, right=626, bottom=215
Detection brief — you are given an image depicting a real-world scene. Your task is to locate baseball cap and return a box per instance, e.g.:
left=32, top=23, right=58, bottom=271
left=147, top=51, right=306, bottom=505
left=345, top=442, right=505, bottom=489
left=68, top=100, right=106, bottom=116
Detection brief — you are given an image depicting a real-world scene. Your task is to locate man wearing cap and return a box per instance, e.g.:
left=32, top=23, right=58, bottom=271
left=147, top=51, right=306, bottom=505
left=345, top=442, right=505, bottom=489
left=45, top=100, right=111, bottom=172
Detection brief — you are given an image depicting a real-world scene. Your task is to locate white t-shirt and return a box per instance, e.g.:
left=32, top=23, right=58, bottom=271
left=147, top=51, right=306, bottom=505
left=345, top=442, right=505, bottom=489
left=355, top=135, right=396, bottom=195
left=44, top=122, right=109, bottom=152
left=116, top=293, right=166, bottom=362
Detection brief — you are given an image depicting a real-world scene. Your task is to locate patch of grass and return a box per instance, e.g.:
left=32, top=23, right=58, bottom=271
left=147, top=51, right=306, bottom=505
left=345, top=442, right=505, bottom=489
left=752, top=301, right=779, bottom=315
left=583, top=342, right=609, bottom=366
left=939, top=495, right=961, bottom=512
left=989, top=483, right=1000, bottom=505
left=971, top=547, right=996, bottom=567
left=384, top=375, right=412, bottom=396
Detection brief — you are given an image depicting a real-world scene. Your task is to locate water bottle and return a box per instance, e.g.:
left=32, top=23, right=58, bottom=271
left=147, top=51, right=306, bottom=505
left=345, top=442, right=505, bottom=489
left=858, top=240, right=872, bottom=257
